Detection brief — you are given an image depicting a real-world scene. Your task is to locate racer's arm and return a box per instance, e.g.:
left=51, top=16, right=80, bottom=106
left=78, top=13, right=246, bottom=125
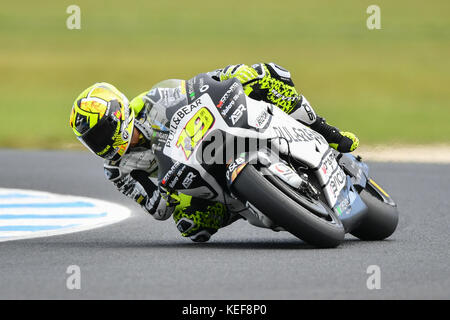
left=213, top=63, right=359, bottom=153
left=104, top=162, right=178, bottom=220
left=103, top=90, right=178, bottom=220
left=111, top=85, right=205, bottom=221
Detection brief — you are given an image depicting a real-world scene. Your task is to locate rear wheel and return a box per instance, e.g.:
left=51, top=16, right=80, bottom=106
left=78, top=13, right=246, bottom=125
left=350, top=182, right=399, bottom=240
left=232, top=164, right=345, bottom=248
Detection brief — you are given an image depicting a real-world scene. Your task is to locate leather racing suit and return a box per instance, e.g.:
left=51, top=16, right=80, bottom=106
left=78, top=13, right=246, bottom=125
left=103, top=63, right=359, bottom=242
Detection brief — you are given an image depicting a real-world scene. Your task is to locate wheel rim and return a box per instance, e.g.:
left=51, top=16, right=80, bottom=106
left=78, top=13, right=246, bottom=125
left=259, top=166, right=343, bottom=227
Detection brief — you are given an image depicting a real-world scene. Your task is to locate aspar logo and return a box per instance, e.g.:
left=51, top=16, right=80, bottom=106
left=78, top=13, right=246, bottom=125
left=0, top=188, right=130, bottom=242
left=217, top=82, right=239, bottom=108
left=166, top=98, right=203, bottom=147
left=182, top=172, right=196, bottom=189
left=230, top=104, right=246, bottom=125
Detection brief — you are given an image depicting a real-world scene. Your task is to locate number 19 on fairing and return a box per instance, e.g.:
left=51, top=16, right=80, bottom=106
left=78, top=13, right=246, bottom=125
left=176, top=108, right=214, bottom=159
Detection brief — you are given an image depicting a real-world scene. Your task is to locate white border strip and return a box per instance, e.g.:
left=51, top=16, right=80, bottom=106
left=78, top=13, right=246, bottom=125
left=0, top=188, right=132, bottom=243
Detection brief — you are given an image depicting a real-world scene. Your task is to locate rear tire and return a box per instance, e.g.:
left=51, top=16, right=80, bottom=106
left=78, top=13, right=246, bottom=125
left=350, top=188, right=399, bottom=240
left=232, top=165, right=345, bottom=248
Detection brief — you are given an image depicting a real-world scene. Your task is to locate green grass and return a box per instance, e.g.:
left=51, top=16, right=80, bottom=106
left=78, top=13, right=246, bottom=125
left=1, top=0, right=449, bottom=149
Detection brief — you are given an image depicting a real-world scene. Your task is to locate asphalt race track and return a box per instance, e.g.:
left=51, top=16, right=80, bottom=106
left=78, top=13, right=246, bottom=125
left=0, top=149, right=449, bottom=299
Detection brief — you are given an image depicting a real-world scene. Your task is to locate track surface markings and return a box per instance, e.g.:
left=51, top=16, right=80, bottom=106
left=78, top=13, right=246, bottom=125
left=0, top=188, right=131, bottom=242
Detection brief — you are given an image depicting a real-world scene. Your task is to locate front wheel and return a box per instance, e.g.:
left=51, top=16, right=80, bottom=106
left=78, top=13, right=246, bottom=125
left=232, top=164, right=345, bottom=248
left=350, top=181, right=399, bottom=240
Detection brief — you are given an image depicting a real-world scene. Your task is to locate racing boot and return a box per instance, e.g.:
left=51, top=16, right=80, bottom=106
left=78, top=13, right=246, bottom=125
left=173, top=195, right=241, bottom=242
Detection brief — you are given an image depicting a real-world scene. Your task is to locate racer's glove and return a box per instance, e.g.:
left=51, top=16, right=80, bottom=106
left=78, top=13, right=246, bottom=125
left=331, top=131, right=360, bottom=153
left=173, top=197, right=230, bottom=242
left=310, top=117, right=359, bottom=153
left=144, top=185, right=180, bottom=220
left=219, top=64, right=260, bottom=85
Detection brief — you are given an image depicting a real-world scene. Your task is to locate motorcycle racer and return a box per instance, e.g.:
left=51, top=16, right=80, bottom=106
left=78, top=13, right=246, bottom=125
left=69, top=63, right=359, bottom=242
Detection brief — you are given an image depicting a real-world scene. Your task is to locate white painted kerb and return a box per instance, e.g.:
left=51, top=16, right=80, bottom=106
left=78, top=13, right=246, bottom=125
left=0, top=188, right=131, bottom=242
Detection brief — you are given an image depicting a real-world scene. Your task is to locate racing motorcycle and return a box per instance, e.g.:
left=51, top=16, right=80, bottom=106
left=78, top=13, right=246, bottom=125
left=148, top=74, right=399, bottom=248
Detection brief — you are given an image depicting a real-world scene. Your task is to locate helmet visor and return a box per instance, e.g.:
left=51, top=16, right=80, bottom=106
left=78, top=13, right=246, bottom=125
left=78, top=100, right=126, bottom=160
left=79, top=115, right=119, bottom=154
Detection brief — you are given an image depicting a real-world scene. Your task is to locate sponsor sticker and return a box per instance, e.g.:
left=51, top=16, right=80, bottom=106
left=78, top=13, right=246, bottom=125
left=176, top=107, right=215, bottom=160
left=182, top=172, right=196, bottom=189
left=254, top=110, right=269, bottom=128
left=317, top=151, right=339, bottom=185
left=324, top=167, right=347, bottom=206
left=229, top=104, right=246, bottom=125
left=166, top=98, right=203, bottom=147
left=273, top=126, right=327, bottom=145
left=217, top=82, right=239, bottom=108
left=226, top=157, right=247, bottom=182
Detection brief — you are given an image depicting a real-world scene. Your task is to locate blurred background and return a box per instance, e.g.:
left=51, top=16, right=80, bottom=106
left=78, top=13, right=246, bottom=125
left=1, top=0, right=449, bottom=150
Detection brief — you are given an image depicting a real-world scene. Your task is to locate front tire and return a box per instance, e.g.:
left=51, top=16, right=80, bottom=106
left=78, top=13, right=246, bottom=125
left=232, top=165, right=345, bottom=248
left=350, top=186, right=399, bottom=240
